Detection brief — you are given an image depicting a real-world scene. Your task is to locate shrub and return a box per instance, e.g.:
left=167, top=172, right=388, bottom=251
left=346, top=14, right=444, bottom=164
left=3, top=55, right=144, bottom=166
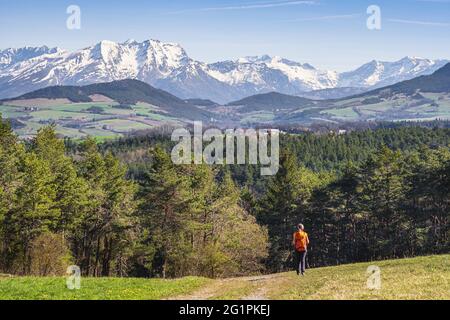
left=29, top=233, right=73, bottom=276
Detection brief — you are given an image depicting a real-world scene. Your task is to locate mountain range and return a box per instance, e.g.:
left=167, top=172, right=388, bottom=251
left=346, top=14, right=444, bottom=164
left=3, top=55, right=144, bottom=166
left=226, top=63, right=450, bottom=125
left=0, top=39, right=448, bottom=103
left=2, top=61, right=449, bottom=139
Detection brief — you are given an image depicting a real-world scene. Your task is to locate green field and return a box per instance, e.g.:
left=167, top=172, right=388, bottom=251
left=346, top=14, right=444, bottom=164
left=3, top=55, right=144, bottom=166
left=321, top=107, right=359, bottom=120
left=3, top=90, right=450, bottom=137
left=92, top=119, right=154, bottom=132
left=0, top=255, right=448, bottom=300
left=290, top=93, right=450, bottom=123
left=178, top=255, right=449, bottom=300
left=0, top=276, right=210, bottom=300
left=0, top=101, right=181, bottom=139
left=0, top=105, right=26, bottom=118
left=240, top=111, right=275, bottom=124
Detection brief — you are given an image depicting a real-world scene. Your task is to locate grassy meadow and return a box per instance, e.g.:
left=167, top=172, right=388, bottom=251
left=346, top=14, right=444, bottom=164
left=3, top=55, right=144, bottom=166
left=0, top=255, right=448, bottom=300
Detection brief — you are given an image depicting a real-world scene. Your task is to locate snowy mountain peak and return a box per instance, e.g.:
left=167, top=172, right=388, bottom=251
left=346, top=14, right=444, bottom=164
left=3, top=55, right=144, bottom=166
left=237, top=55, right=272, bottom=64
left=0, top=39, right=448, bottom=103
left=0, top=46, right=62, bottom=69
left=401, top=56, right=428, bottom=62
left=91, top=40, right=120, bottom=61
left=123, top=38, right=138, bottom=45
left=339, top=57, right=449, bottom=88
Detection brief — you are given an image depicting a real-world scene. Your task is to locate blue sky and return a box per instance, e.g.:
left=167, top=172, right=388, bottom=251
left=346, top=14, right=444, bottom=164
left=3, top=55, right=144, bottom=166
left=1, top=0, right=449, bottom=71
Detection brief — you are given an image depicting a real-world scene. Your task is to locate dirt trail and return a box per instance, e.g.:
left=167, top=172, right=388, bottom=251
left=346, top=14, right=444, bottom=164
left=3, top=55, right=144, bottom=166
left=171, top=274, right=284, bottom=300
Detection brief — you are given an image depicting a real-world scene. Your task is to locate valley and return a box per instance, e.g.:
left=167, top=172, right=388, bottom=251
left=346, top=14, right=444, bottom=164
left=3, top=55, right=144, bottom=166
left=2, top=85, right=450, bottom=139
left=0, top=99, right=182, bottom=139
left=1, top=59, right=450, bottom=139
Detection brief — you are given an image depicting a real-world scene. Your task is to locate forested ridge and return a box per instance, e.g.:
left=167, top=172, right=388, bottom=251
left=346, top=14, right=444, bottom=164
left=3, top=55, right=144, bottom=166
left=1, top=115, right=449, bottom=278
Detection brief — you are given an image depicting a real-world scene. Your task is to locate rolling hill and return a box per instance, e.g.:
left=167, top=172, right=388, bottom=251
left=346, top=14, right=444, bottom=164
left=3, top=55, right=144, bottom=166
left=185, top=98, right=219, bottom=107
left=0, top=79, right=216, bottom=139
left=227, top=92, right=314, bottom=112
left=7, top=79, right=212, bottom=121
left=223, top=63, right=450, bottom=125
left=369, top=62, right=450, bottom=95
left=2, top=62, right=450, bottom=137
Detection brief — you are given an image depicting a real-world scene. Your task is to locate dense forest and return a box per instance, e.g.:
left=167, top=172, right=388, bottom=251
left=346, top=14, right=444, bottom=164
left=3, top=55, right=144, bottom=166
left=0, top=116, right=266, bottom=278
left=1, top=115, right=449, bottom=277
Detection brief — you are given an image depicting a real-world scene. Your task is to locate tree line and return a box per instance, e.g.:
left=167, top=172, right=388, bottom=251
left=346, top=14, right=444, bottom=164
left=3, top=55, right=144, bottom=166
left=259, top=146, right=449, bottom=272
left=1, top=115, right=449, bottom=277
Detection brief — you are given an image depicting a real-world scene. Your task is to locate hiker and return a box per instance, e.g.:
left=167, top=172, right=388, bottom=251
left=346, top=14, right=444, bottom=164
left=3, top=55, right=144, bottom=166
left=292, top=223, right=310, bottom=276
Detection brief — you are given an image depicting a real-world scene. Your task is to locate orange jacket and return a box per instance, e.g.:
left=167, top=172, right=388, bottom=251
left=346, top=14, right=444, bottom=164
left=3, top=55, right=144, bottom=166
left=293, top=230, right=309, bottom=252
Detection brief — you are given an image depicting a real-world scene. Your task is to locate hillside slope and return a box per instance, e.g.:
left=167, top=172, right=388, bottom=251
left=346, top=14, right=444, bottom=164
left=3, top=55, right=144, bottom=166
left=173, top=255, right=449, bottom=300
left=0, top=255, right=448, bottom=300
left=227, top=62, right=450, bottom=124
left=227, top=91, right=314, bottom=112
left=4, top=79, right=213, bottom=121
left=307, top=62, right=450, bottom=123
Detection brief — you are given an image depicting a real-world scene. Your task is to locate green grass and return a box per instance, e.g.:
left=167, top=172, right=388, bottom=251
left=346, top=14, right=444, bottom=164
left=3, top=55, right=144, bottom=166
left=321, top=107, right=359, bottom=120
left=0, top=105, right=27, bottom=118
left=30, top=110, right=110, bottom=121
left=53, top=126, right=85, bottom=138
left=420, top=92, right=447, bottom=100
left=333, top=97, right=362, bottom=107
left=93, top=119, right=153, bottom=132
left=2, top=101, right=179, bottom=139
left=14, top=121, right=46, bottom=137
left=46, top=102, right=117, bottom=112
left=1, top=255, right=447, bottom=300
left=240, top=111, right=275, bottom=124
left=269, top=255, right=450, bottom=300
left=80, top=127, right=122, bottom=139
left=177, top=255, right=450, bottom=300
left=0, top=276, right=210, bottom=300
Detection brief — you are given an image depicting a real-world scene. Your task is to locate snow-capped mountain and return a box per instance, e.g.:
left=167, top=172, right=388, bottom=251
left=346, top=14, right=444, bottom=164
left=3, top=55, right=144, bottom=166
left=0, top=46, right=63, bottom=70
left=0, top=39, right=448, bottom=103
left=208, top=55, right=339, bottom=96
left=339, top=57, right=449, bottom=89
left=0, top=40, right=194, bottom=99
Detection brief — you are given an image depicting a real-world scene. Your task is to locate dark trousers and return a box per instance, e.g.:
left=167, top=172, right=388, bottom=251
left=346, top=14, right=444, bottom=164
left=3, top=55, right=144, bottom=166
left=294, top=250, right=307, bottom=274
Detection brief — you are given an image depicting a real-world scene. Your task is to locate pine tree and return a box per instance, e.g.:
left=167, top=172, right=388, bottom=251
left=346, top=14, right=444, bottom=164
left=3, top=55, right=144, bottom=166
left=31, top=126, right=88, bottom=236
left=358, top=147, right=407, bottom=259
left=100, top=153, right=137, bottom=276
left=12, top=152, right=58, bottom=273
left=138, top=146, right=191, bottom=278
left=0, top=116, right=25, bottom=271
left=258, top=149, right=318, bottom=271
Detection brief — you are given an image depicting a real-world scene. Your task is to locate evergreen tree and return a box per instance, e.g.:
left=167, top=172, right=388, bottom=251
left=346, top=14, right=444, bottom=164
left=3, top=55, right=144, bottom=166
left=258, top=149, right=320, bottom=271
left=138, top=146, right=190, bottom=277
left=31, top=126, right=88, bottom=236
left=0, top=116, right=25, bottom=272
left=12, top=152, right=58, bottom=273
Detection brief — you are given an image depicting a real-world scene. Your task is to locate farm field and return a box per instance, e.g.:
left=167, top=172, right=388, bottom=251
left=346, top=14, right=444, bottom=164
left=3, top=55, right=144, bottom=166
left=0, top=101, right=182, bottom=139
left=2, top=90, right=450, bottom=138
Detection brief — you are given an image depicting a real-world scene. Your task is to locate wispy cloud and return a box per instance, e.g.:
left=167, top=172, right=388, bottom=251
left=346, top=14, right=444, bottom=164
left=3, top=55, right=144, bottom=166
left=286, top=13, right=361, bottom=22
left=168, top=1, right=317, bottom=14
left=389, top=18, right=450, bottom=27
left=416, top=0, right=450, bottom=3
